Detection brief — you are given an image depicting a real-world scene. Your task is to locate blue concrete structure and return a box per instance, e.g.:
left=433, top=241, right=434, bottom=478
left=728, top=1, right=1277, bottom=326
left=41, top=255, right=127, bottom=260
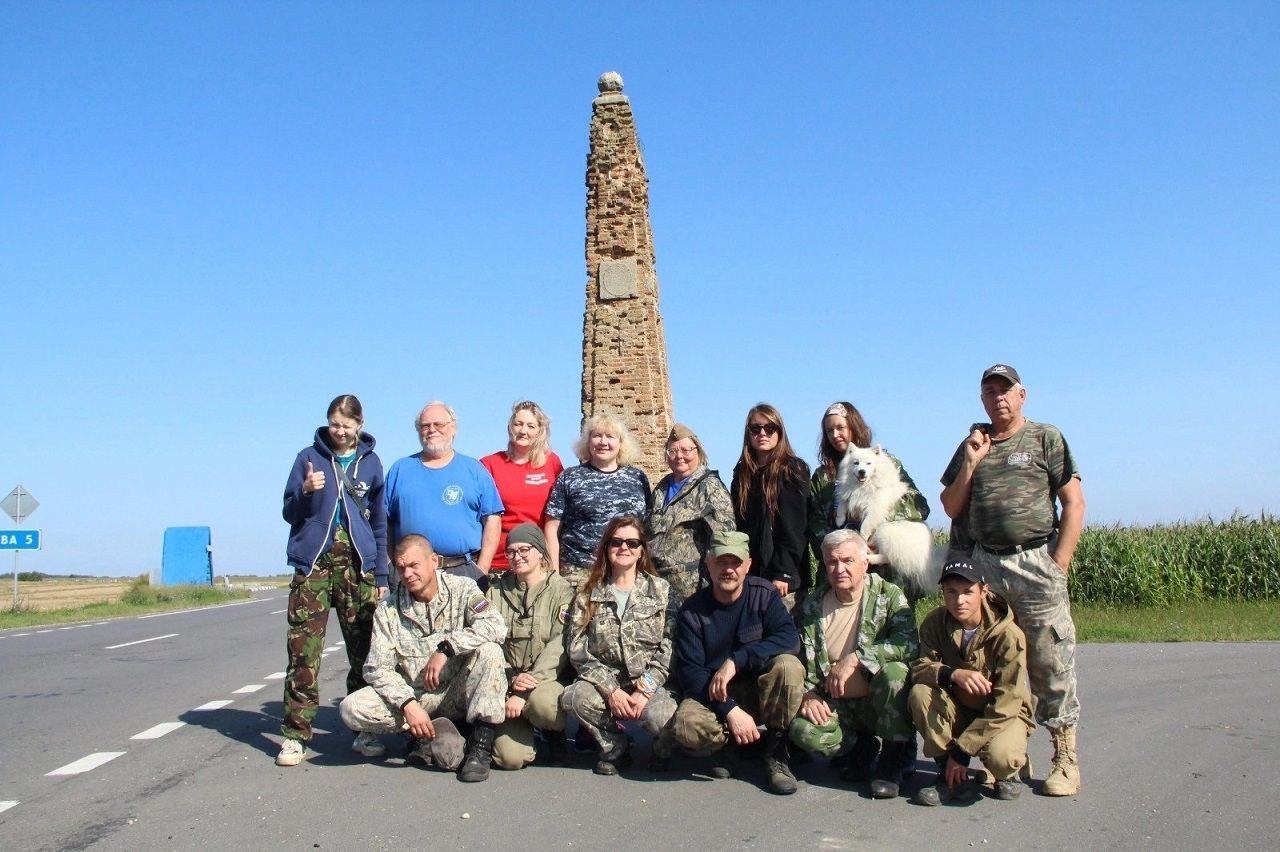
left=155, top=526, right=213, bottom=586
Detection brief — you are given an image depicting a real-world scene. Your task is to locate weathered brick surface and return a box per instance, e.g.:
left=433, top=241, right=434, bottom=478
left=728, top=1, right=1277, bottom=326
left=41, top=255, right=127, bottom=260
left=580, top=72, right=674, bottom=480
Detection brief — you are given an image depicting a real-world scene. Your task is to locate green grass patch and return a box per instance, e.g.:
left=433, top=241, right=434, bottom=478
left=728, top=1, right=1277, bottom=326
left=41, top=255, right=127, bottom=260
left=1, top=576, right=249, bottom=630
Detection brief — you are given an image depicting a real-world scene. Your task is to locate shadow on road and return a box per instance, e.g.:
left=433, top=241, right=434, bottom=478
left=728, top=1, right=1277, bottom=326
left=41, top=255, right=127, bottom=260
left=178, top=699, right=374, bottom=766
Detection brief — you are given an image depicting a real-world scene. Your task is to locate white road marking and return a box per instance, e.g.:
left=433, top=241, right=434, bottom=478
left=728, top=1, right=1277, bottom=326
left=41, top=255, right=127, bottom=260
left=105, top=633, right=179, bottom=649
left=264, top=671, right=286, bottom=680
left=270, top=609, right=286, bottom=615
left=0, top=800, right=17, bottom=814
left=136, top=597, right=274, bottom=619
left=336, top=641, right=346, bottom=646
left=233, top=684, right=266, bottom=694
left=14, top=632, right=31, bottom=636
left=192, top=700, right=233, bottom=711
left=321, top=653, right=330, bottom=659
left=57, top=625, right=77, bottom=630
left=47, top=752, right=126, bottom=776
left=36, top=629, right=53, bottom=634
left=323, top=645, right=341, bottom=652
left=132, top=722, right=186, bottom=740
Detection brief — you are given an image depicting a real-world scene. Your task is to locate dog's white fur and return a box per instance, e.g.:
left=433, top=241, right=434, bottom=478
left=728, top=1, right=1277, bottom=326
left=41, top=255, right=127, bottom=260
left=834, top=444, right=944, bottom=597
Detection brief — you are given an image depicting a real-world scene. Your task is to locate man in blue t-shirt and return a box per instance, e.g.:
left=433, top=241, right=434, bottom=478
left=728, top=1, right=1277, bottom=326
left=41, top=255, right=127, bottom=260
left=384, top=401, right=504, bottom=587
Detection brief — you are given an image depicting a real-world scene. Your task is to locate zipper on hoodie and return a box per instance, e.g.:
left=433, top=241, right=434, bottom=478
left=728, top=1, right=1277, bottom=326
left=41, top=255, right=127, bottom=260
left=311, top=451, right=367, bottom=572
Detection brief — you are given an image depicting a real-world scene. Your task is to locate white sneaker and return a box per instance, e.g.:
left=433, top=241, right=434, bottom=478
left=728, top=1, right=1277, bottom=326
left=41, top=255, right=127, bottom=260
left=276, top=738, right=306, bottom=766
left=352, top=731, right=386, bottom=758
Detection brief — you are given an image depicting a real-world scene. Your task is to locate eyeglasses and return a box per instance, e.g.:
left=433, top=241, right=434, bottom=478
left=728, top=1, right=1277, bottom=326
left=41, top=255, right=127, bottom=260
left=416, top=421, right=453, bottom=433
left=504, top=545, right=536, bottom=561
left=666, top=447, right=697, bottom=457
left=748, top=423, right=780, bottom=436
left=607, top=537, right=643, bottom=550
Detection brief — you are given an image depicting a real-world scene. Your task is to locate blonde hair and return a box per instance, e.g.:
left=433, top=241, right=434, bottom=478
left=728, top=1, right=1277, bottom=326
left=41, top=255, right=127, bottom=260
left=573, top=412, right=640, bottom=468
left=507, top=400, right=552, bottom=468
left=665, top=423, right=708, bottom=469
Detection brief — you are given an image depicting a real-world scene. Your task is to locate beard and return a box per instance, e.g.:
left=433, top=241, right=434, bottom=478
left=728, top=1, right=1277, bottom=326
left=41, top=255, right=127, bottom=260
left=421, top=437, right=453, bottom=457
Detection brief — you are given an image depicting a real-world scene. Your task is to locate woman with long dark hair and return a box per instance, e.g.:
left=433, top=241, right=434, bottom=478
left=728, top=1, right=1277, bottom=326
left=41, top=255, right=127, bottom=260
left=731, top=404, right=810, bottom=608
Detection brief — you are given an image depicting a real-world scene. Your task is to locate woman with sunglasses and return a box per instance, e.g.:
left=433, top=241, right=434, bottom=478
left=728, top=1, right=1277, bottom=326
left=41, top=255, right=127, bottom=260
left=561, top=516, right=678, bottom=775
left=485, top=523, right=576, bottom=770
left=481, top=401, right=564, bottom=577
left=646, top=423, right=736, bottom=606
left=731, top=404, right=811, bottom=610
left=808, top=401, right=930, bottom=568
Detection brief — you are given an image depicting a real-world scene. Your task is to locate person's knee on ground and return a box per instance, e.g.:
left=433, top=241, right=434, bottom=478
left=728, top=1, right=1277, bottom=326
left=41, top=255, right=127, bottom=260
left=492, top=717, right=536, bottom=770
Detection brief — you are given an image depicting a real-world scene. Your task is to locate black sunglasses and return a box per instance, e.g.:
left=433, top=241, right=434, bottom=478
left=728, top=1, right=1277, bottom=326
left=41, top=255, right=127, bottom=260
left=607, top=537, right=643, bottom=550
left=748, top=423, right=780, bottom=436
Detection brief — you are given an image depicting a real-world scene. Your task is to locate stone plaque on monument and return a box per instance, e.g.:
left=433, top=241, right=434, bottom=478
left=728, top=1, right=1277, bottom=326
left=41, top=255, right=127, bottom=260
left=598, top=258, right=639, bottom=300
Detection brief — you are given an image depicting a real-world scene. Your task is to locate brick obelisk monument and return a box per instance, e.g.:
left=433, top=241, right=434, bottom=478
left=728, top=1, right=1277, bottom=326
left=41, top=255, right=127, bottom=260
left=580, top=71, right=674, bottom=479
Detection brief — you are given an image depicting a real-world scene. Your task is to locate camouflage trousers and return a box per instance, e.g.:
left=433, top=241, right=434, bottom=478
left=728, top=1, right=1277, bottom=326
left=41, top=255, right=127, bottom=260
left=971, top=540, right=1080, bottom=728
left=673, top=654, right=805, bottom=750
left=789, top=660, right=913, bottom=755
left=281, top=527, right=377, bottom=742
left=339, top=642, right=508, bottom=732
left=561, top=680, right=678, bottom=756
left=492, top=679, right=566, bottom=770
left=909, top=683, right=1029, bottom=781
left=657, top=559, right=703, bottom=609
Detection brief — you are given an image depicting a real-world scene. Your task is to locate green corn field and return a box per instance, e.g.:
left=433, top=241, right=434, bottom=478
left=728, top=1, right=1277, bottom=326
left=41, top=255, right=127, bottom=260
left=1069, top=514, right=1280, bottom=605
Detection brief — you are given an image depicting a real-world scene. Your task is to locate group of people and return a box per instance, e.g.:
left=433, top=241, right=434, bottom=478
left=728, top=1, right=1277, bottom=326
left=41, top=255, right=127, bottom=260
left=277, top=363, right=1085, bottom=805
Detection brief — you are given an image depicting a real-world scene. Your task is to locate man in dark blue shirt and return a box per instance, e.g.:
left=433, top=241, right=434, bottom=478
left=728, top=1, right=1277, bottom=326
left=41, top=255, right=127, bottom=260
left=672, top=530, right=805, bottom=795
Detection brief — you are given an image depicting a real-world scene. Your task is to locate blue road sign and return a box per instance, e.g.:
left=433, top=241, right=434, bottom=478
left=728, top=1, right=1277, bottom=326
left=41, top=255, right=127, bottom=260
left=0, top=530, right=41, bottom=550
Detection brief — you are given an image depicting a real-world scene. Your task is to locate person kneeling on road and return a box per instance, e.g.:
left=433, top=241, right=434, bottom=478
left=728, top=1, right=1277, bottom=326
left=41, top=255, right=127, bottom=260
left=790, top=529, right=919, bottom=799
left=339, top=534, right=507, bottom=782
left=485, top=523, right=576, bottom=769
left=671, top=530, right=805, bottom=795
left=908, top=559, right=1034, bottom=806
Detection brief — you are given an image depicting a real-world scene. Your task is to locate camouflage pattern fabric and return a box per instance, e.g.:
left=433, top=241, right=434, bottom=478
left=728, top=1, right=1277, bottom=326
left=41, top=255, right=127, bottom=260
left=545, top=464, right=651, bottom=568
left=789, top=660, right=914, bottom=754
left=281, top=527, right=377, bottom=742
left=562, top=681, right=677, bottom=755
left=340, top=642, right=508, bottom=731
left=646, top=466, right=736, bottom=606
left=941, top=420, right=1079, bottom=550
left=566, top=572, right=677, bottom=697
left=672, top=654, right=805, bottom=750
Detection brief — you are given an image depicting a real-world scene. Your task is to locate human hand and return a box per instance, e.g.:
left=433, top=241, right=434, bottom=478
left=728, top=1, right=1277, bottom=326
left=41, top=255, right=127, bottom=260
left=402, top=700, right=435, bottom=740
left=375, top=586, right=389, bottom=601
left=799, top=691, right=831, bottom=726
left=608, top=688, right=635, bottom=720
left=963, top=429, right=992, bottom=466
left=826, top=656, right=861, bottom=700
left=422, top=651, right=447, bottom=690
left=725, top=706, right=761, bottom=745
left=945, top=756, right=969, bottom=788
left=951, top=668, right=992, bottom=696
left=709, top=658, right=736, bottom=703
left=772, top=579, right=790, bottom=599
left=302, top=460, right=326, bottom=496
left=511, top=672, right=539, bottom=693
left=505, top=695, right=527, bottom=720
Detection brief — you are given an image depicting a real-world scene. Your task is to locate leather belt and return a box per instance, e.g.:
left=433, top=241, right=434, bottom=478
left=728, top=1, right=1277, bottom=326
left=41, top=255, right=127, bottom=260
left=976, top=536, right=1051, bottom=557
left=439, top=552, right=479, bottom=569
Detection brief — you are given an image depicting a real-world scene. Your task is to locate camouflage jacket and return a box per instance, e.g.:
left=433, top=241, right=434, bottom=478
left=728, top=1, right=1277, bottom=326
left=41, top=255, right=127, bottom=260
left=568, top=572, right=677, bottom=698
left=796, top=573, right=919, bottom=693
left=807, top=455, right=930, bottom=563
left=363, top=572, right=507, bottom=709
left=486, top=570, right=575, bottom=690
left=911, top=596, right=1034, bottom=755
left=647, top=466, right=736, bottom=584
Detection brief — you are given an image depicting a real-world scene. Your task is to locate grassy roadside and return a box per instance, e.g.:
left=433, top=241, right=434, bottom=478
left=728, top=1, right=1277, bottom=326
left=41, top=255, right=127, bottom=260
left=1, top=584, right=250, bottom=630
left=914, top=595, right=1280, bottom=642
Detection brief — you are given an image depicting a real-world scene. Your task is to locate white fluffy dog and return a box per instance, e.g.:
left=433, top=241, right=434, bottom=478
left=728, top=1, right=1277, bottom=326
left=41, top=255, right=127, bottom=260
left=834, top=445, right=944, bottom=598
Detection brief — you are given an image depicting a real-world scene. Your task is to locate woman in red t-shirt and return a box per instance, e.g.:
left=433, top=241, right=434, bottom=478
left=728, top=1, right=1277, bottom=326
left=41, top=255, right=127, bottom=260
left=481, top=400, right=565, bottom=573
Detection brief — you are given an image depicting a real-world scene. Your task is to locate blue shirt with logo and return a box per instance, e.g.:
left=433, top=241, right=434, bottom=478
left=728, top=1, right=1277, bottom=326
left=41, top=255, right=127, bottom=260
left=384, top=453, right=504, bottom=557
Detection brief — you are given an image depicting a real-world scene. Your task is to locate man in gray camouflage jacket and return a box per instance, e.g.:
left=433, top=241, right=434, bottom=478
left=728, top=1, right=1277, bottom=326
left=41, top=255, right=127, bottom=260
left=340, top=534, right=508, bottom=782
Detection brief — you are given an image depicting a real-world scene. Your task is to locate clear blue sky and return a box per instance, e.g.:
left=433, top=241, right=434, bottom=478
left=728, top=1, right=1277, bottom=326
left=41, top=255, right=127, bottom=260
left=4, top=2, right=1277, bottom=576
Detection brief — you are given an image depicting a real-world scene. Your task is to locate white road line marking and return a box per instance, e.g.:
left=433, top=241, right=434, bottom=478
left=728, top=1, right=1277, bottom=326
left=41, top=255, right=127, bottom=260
left=46, top=752, right=126, bottom=776
left=14, top=632, right=31, bottom=636
left=36, top=629, right=53, bottom=634
left=105, top=633, right=179, bottom=649
left=264, top=671, right=286, bottom=680
left=0, top=800, right=17, bottom=814
left=193, top=700, right=233, bottom=711
left=320, top=653, right=330, bottom=659
left=323, top=645, right=341, bottom=652
left=270, top=609, right=286, bottom=615
left=136, top=597, right=273, bottom=619
left=336, top=641, right=346, bottom=646
left=132, top=722, right=186, bottom=740
left=58, top=625, right=76, bottom=630
left=233, top=684, right=266, bottom=694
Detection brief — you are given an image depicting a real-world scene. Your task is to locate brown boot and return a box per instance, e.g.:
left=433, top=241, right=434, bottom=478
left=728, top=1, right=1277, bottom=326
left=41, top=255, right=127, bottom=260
left=1043, top=726, right=1080, bottom=796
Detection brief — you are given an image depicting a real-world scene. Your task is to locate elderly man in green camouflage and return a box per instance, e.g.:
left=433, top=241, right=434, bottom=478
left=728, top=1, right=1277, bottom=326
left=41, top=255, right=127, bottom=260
left=940, top=364, right=1086, bottom=797
left=790, top=529, right=919, bottom=799
left=339, top=534, right=508, bottom=782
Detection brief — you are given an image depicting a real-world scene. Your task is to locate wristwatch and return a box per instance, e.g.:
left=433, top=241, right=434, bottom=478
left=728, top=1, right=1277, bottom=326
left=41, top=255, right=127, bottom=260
left=435, top=641, right=455, bottom=658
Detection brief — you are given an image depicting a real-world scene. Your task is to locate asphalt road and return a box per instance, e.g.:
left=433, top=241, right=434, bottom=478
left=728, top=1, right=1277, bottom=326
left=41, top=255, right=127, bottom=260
left=1, top=596, right=1276, bottom=851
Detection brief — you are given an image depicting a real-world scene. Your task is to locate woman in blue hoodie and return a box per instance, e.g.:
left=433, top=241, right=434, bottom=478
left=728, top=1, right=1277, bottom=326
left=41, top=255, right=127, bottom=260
left=277, top=394, right=390, bottom=766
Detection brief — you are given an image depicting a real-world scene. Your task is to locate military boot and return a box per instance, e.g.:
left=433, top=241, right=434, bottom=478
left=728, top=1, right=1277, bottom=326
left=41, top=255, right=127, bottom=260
left=838, top=731, right=880, bottom=783
left=543, top=730, right=569, bottom=766
left=869, top=738, right=912, bottom=799
left=458, top=722, right=496, bottom=782
left=763, top=730, right=798, bottom=795
left=594, top=736, right=633, bottom=776
left=709, top=741, right=740, bottom=779
left=1043, top=726, right=1080, bottom=796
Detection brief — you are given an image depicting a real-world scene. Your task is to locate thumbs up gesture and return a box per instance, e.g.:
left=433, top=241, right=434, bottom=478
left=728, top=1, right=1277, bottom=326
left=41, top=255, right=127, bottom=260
left=302, top=460, right=327, bottom=496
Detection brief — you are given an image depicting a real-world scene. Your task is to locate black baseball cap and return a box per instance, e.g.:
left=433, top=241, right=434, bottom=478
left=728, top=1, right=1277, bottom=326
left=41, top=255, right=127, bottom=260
left=940, top=558, right=986, bottom=585
left=981, top=364, right=1021, bottom=385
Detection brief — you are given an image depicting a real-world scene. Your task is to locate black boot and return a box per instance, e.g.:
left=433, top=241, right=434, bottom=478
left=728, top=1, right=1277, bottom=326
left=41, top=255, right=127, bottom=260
left=543, top=730, right=569, bottom=766
left=869, top=738, right=911, bottom=799
left=594, top=736, right=633, bottom=776
left=710, top=741, right=740, bottom=779
left=763, top=730, right=798, bottom=795
left=839, top=731, right=880, bottom=783
left=458, top=722, right=496, bottom=782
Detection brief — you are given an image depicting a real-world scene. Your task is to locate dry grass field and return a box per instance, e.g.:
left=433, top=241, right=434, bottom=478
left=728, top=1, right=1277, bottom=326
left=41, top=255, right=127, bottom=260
left=10, top=578, right=133, bottom=611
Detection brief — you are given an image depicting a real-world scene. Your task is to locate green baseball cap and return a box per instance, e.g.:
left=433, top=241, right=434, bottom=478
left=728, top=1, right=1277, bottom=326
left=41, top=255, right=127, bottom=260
left=708, top=530, right=751, bottom=561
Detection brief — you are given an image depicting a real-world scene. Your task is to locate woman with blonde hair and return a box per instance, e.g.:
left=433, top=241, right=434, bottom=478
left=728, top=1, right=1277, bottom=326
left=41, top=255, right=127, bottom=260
left=544, top=413, right=651, bottom=588
left=731, top=404, right=810, bottom=609
left=561, top=516, right=677, bottom=775
left=646, top=423, right=735, bottom=605
left=481, top=401, right=565, bottom=575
